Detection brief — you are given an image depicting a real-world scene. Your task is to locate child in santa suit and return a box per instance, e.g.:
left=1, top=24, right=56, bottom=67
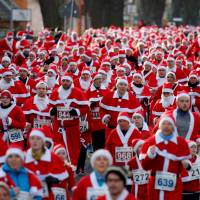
left=181, top=140, right=200, bottom=200
left=128, top=139, right=149, bottom=200
left=140, top=115, right=191, bottom=200
left=53, top=144, right=76, bottom=200
left=72, top=149, right=113, bottom=200
left=0, top=144, right=42, bottom=199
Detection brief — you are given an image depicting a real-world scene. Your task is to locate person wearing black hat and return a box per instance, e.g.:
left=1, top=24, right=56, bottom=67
left=98, top=166, right=135, bottom=200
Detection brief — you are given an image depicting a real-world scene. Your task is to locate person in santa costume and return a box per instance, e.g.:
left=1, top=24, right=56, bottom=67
left=73, top=149, right=113, bottom=200
left=128, top=139, right=149, bottom=200
left=181, top=140, right=200, bottom=200
left=49, top=74, right=89, bottom=166
left=18, top=63, right=36, bottom=96
left=0, top=56, right=11, bottom=69
left=0, top=90, right=26, bottom=148
left=25, top=128, right=68, bottom=200
left=166, top=56, right=188, bottom=84
left=0, top=32, right=16, bottom=57
left=156, top=66, right=167, bottom=87
left=100, top=77, right=142, bottom=139
left=140, top=115, right=191, bottom=200
left=53, top=144, right=76, bottom=200
left=105, top=112, right=142, bottom=167
left=22, top=81, right=51, bottom=137
left=155, top=91, right=200, bottom=140
left=131, top=72, right=151, bottom=115
left=66, top=59, right=81, bottom=80
left=74, top=67, right=92, bottom=92
left=152, top=83, right=176, bottom=122
left=39, top=64, right=60, bottom=94
left=181, top=71, right=200, bottom=114
left=0, top=69, right=29, bottom=106
left=97, top=166, right=136, bottom=200
left=132, top=111, right=151, bottom=139
left=87, top=73, right=108, bottom=150
left=0, top=144, right=42, bottom=199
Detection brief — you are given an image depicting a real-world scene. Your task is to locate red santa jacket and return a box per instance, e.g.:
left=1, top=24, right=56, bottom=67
left=100, top=90, right=142, bottom=128
left=25, top=148, right=68, bottom=200
left=0, top=79, right=29, bottom=106
left=73, top=171, right=108, bottom=200
left=105, top=124, right=142, bottom=166
left=0, top=103, right=26, bottom=146
left=78, top=60, right=99, bottom=73
left=128, top=156, right=149, bottom=200
left=140, top=131, right=191, bottom=200
left=22, top=95, right=51, bottom=129
left=49, top=86, right=89, bottom=165
left=0, top=167, right=43, bottom=197
left=86, top=84, right=108, bottom=132
left=142, top=70, right=157, bottom=89
left=18, top=77, right=36, bottom=96
left=181, top=154, right=200, bottom=192
left=13, top=51, right=26, bottom=66
left=167, top=67, right=188, bottom=83
left=0, top=38, right=16, bottom=56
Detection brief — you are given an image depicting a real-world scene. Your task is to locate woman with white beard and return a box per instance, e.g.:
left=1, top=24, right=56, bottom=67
left=152, top=83, right=176, bottom=124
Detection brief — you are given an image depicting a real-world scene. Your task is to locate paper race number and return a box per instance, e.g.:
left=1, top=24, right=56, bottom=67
left=8, top=129, right=23, bottom=142
left=115, top=147, right=133, bottom=163
left=155, top=171, right=176, bottom=191
left=132, top=169, right=150, bottom=185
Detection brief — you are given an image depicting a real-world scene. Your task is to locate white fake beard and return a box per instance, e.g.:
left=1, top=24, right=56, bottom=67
left=80, top=78, right=91, bottom=90
left=161, top=94, right=174, bottom=108
left=0, top=79, right=14, bottom=90
left=35, top=95, right=48, bottom=111
left=46, top=76, right=56, bottom=89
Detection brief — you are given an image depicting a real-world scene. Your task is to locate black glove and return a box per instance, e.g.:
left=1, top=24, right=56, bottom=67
left=69, top=108, right=78, bottom=116
left=50, top=107, right=57, bottom=116
left=45, top=176, right=59, bottom=191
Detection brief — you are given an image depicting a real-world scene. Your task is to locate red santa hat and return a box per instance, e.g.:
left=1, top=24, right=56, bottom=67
left=48, top=64, right=57, bottom=75
left=132, top=139, right=145, bottom=152
left=84, top=50, right=92, bottom=59
left=36, top=81, right=48, bottom=89
left=0, top=90, right=12, bottom=99
left=133, top=72, right=143, bottom=79
left=176, top=91, right=190, bottom=101
left=20, top=39, right=30, bottom=49
left=5, top=144, right=24, bottom=160
left=109, top=52, right=118, bottom=61
left=167, top=71, right=176, bottom=79
left=2, top=68, right=12, bottom=77
left=117, top=112, right=131, bottom=123
left=101, top=58, right=111, bottom=66
left=116, top=66, right=126, bottom=72
left=167, top=55, right=175, bottom=62
left=118, top=49, right=126, bottom=58
left=98, top=66, right=109, bottom=75
left=61, top=73, right=73, bottom=82
left=16, top=31, right=24, bottom=38
left=187, top=140, right=197, bottom=148
left=143, top=61, right=152, bottom=67
left=2, top=56, right=11, bottom=63
left=132, top=110, right=144, bottom=120
left=189, top=71, right=198, bottom=80
left=93, top=73, right=102, bottom=81
left=90, top=149, right=113, bottom=168
left=68, top=59, right=77, bottom=66
left=116, top=77, right=128, bottom=86
left=19, top=63, right=29, bottom=72
left=29, top=128, right=45, bottom=141
left=42, top=125, right=54, bottom=148
left=157, top=65, right=166, bottom=70
left=6, top=32, right=13, bottom=38
left=162, top=83, right=173, bottom=93
left=81, top=67, right=91, bottom=75
left=158, top=115, right=176, bottom=130
left=53, top=144, right=66, bottom=154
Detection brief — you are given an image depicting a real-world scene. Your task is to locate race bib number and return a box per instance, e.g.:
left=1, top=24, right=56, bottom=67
left=8, top=129, right=23, bottom=143
left=87, top=188, right=109, bottom=200
left=91, top=66, right=96, bottom=73
left=17, top=191, right=33, bottom=200
left=115, top=147, right=133, bottom=163
left=33, top=119, right=51, bottom=128
left=132, top=169, right=150, bottom=185
left=42, top=181, right=49, bottom=198
left=155, top=171, right=176, bottom=191
left=91, top=107, right=100, bottom=120
left=57, top=107, right=72, bottom=120
left=52, top=187, right=66, bottom=200
left=188, top=164, right=200, bottom=181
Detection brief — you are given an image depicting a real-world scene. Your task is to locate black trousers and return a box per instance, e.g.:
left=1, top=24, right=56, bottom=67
left=182, top=192, right=200, bottom=200
left=77, top=144, right=87, bottom=171
left=92, top=129, right=105, bottom=151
